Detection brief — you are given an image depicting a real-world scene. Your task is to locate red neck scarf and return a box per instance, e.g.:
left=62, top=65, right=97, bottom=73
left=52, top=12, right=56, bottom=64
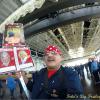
left=48, top=69, right=58, bottom=78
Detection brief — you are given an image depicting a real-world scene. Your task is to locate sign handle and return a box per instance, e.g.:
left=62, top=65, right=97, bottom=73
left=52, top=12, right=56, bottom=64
left=13, top=47, right=30, bottom=100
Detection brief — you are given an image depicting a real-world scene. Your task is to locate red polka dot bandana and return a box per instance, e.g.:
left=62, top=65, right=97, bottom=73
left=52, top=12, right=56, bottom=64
left=45, top=45, right=62, bottom=55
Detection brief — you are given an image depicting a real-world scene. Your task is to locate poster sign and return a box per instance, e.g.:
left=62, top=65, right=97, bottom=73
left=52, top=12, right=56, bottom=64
left=17, top=47, right=33, bottom=69
left=13, top=47, right=32, bottom=100
left=0, top=48, right=16, bottom=72
left=0, top=47, right=34, bottom=72
left=3, top=23, right=25, bottom=47
left=1, top=23, right=33, bottom=99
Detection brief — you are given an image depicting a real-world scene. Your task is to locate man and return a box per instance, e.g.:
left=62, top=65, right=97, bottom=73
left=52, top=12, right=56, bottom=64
left=16, top=78, right=24, bottom=98
left=6, top=73, right=16, bottom=99
left=89, top=58, right=100, bottom=84
left=18, top=45, right=83, bottom=99
left=0, top=79, right=3, bottom=98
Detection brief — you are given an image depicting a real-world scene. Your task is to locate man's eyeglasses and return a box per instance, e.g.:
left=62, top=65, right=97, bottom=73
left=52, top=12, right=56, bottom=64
left=45, top=51, right=58, bottom=56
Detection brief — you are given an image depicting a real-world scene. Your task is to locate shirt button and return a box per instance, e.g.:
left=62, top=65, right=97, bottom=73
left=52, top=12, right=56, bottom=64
left=41, top=83, right=44, bottom=86
left=52, top=80, right=55, bottom=83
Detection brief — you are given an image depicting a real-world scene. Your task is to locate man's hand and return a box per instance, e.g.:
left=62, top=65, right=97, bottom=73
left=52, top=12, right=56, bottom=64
left=16, top=71, right=22, bottom=78
left=16, top=71, right=28, bottom=84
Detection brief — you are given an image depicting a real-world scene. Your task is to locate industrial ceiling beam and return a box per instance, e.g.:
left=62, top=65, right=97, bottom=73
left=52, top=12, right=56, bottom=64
left=70, top=22, right=84, bottom=48
left=57, top=28, right=70, bottom=50
left=17, top=0, right=99, bottom=24
left=24, top=5, right=100, bottom=38
left=87, top=20, right=100, bottom=51
left=70, top=24, right=78, bottom=49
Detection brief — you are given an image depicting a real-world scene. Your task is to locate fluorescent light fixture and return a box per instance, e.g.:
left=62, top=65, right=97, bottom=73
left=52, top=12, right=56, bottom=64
left=65, top=59, right=88, bottom=67
left=68, top=49, right=76, bottom=58
left=91, top=51, right=95, bottom=55
left=96, top=49, right=100, bottom=55
left=68, top=47, right=84, bottom=58
left=78, top=47, right=84, bottom=52
left=20, top=0, right=30, bottom=4
left=77, top=47, right=84, bottom=57
left=48, top=0, right=58, bottom=2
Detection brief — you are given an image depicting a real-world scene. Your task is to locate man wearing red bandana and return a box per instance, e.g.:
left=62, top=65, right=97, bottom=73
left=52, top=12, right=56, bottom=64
left=18, top=45, right=83, bottom=99
left=44, top=45, right=62, bottom=72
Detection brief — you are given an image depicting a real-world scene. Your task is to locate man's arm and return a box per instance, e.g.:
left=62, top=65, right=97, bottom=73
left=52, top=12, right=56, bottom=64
left=65, top=67, right=84, bottom=95
left=16, top=71, right=28, bottom=84
left=16, top=71, right=34, bottom=92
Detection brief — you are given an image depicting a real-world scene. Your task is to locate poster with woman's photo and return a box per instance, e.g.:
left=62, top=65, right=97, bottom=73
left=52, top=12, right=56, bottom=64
left=3, top=23, right=25, bottom=47
left=0, top=48, right=16, bottom=72
left=17, top=47, right=33, bottom=69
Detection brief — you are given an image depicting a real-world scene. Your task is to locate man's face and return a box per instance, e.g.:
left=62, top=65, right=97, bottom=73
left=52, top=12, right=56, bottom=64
left=44, top=51, right=63, bottom=69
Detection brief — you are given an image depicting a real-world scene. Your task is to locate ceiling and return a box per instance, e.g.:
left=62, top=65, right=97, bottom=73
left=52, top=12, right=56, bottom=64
left=0, top=0, right=100, bottom=61
left=0, top=0, right=22, bottom=24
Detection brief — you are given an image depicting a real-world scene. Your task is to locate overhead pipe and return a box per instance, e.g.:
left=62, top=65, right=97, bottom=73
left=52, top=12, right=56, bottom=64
left=17, top=0, right=100, bottom=24
left=24, top=5, right=100, bottom=38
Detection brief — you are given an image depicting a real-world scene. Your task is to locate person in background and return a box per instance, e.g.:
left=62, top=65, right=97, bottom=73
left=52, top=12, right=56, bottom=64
left=79, top=64, right=84, bottom=79
left=6, top=73, right=16, bottom=99
left=98, top=59, right=100, bottom=73
left=17, top=45, right=83, bottom=99
left=89, top=58, right=100, bottom=84
left=88, top=58, right=92, bottom=74
left=16, top=78, right=23, bottom=98
left=0, top=79, right=3, bottom=98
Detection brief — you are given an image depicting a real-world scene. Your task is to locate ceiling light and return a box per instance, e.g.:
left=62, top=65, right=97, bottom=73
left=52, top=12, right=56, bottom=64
left=48, top=0, right=58, bottom=2
left=96, top=49, right=100, bottom=55
left=78, top=47, right=84, bottom=52
left=20, top=0, right=31, bottom=4
left=68, top=47, right=84, bottom=58
left=65, top=59, right=88, bottom=67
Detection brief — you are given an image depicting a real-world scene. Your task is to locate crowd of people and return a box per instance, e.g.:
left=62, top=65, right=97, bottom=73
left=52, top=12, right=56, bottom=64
left=69, top=58, right=100, bottom=84
left=0, top=72, right=26, bottom=99
left=88, top=58, right=100, bottom=84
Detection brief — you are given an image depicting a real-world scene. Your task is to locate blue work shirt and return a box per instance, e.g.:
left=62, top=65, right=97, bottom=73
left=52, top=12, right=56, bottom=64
left=90, top=61, right=98, bottom=72
left=6, top=76, right=16, bottom=90
left=27, top=66, right=83, bottom=99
